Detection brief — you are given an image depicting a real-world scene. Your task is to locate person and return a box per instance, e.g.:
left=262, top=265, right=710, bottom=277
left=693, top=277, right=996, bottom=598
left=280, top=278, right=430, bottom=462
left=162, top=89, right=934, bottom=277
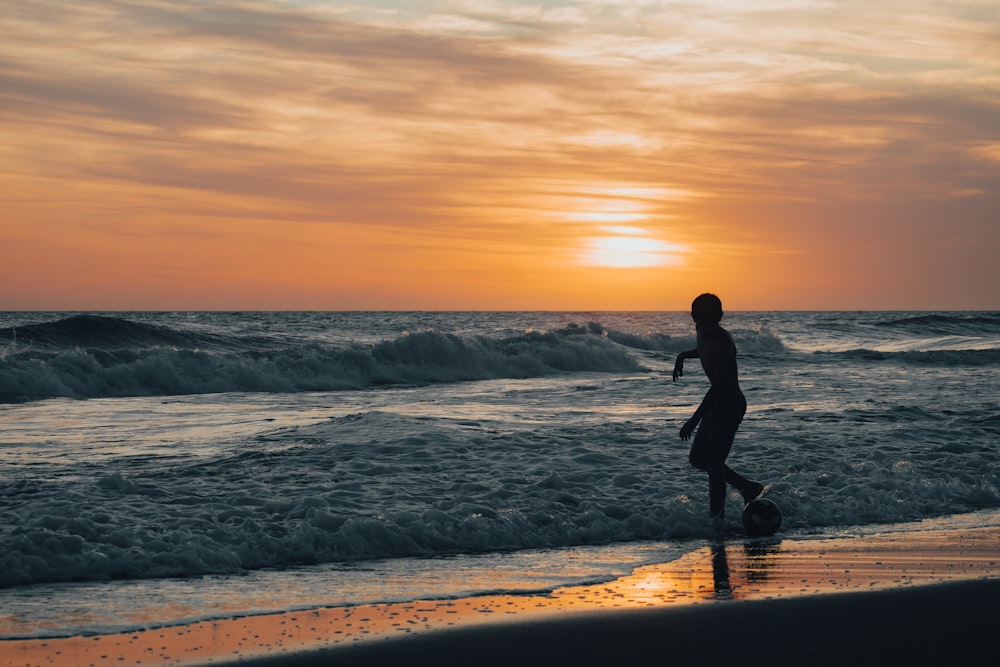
left=673, top=293, right=763, bottom=527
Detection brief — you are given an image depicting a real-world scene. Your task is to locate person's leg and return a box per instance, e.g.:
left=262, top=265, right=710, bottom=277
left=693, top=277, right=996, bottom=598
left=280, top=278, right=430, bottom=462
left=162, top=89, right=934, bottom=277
left=703, top=432, right=763, bottom=513
left=704, top=431, right=735, bottom=519
left=688, top=428, right=709, bottom=472
left=688, top=428, right=724, bottom=518
left=715, top=393, right=762, bottom=503
left=725, top=466, right=763, bottom=503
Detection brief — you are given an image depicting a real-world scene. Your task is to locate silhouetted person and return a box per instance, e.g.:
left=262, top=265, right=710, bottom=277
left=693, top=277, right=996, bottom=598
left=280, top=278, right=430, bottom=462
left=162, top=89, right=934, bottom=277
left=673, top=293, right=763, bottom=528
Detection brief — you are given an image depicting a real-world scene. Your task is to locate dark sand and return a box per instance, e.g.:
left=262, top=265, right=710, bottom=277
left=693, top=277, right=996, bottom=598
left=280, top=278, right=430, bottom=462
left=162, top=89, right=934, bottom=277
left=247, top=579, right=999, bottom=667
left=4, top=521, right=999, bottom=667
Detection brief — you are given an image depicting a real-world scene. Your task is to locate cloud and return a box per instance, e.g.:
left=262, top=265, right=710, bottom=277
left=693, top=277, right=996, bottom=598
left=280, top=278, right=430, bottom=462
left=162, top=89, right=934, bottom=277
left=1, top=0, right=998, bottom=307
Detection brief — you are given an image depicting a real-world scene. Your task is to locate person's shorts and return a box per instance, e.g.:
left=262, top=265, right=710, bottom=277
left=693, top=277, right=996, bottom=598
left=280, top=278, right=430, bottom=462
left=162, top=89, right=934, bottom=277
left=700, top=391, right=747, bottom=440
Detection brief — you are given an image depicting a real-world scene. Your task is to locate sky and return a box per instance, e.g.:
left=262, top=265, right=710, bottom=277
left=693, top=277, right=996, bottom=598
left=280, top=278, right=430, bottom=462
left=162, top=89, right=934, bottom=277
left=1, top=0, right=998, bottom=311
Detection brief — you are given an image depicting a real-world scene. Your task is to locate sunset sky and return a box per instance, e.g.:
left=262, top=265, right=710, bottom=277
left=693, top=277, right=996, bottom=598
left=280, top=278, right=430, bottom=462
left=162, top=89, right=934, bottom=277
left=2, top=0, right=998, bottom=311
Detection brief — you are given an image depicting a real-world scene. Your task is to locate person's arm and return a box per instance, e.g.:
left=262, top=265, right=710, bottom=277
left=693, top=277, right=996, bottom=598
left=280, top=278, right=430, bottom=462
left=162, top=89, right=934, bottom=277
left=675, top=347, right=702, bottom=439
left=672, top=348, right=698, bottom=381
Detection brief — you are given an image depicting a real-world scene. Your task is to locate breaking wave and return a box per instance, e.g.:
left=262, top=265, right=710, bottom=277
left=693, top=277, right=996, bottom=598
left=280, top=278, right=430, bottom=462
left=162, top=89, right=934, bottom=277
left=1, top=315, right=656, bottom=402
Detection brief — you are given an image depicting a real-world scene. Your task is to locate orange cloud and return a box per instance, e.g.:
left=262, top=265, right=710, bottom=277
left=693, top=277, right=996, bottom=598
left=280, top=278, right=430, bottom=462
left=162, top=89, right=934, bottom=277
left=0, top=1, right=997, bottom=309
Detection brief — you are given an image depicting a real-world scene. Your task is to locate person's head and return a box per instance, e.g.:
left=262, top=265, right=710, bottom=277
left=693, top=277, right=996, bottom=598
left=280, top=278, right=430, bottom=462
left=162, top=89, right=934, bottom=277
left=691, top=293, right=723, bottom=325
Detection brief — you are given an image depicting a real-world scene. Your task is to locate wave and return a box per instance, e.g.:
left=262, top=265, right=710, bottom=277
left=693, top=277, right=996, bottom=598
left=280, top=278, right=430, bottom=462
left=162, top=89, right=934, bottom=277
left=0, top=317, right=646, bottom=402
left=815, top=348, right=1000, bottom=365
left=874, top=313, right=1000, bottom=338
left=1, top=314, right=209, bottom=350
left=0, top=471, right=686, bottom=590
left=0, top=315, right=791, bottom=402
left=0, top=408, right=710, bottom=589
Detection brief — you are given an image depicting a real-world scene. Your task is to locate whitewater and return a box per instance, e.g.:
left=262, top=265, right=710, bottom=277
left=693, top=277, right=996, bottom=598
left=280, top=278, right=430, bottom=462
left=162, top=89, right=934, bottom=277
left=1, top=311, right=998, bottom=639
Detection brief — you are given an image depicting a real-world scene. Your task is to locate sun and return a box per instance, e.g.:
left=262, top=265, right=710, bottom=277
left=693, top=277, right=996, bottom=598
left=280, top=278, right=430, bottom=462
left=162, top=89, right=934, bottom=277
left=580, top=226, right=689, bottom=268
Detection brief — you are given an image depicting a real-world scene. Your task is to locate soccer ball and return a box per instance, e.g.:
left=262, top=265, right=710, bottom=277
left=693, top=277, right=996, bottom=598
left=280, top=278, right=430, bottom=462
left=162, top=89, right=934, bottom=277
left=742, top=497, right=782, bottom=537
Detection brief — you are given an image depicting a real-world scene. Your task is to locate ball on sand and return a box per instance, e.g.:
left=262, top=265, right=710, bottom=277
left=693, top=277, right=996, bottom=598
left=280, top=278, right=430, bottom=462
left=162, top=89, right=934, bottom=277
left=742, top=497, right=782, bottom=537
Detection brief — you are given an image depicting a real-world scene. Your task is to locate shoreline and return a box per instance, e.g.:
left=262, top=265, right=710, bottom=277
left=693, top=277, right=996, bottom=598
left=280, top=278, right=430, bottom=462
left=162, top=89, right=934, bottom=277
left=3, top=517, right=999, bottom=667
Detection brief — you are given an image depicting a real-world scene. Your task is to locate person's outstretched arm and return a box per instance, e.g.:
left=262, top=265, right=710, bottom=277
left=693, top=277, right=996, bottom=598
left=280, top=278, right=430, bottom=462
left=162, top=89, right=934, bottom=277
left=673, top=348, right=698, bottom=381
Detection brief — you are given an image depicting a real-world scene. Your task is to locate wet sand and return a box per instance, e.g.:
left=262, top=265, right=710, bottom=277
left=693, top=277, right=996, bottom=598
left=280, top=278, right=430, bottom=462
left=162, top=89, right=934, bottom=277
left=3, top=522, right=998, bottom=667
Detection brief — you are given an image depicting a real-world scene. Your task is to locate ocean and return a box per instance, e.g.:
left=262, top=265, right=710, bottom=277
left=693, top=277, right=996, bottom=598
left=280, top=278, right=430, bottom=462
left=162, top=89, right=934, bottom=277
left=1, top=311, right=998, bottom=640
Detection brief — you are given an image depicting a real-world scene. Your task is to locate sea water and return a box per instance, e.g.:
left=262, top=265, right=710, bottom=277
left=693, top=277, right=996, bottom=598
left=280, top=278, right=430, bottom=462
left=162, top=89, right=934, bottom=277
left=1, top=311, right=998, bottom=638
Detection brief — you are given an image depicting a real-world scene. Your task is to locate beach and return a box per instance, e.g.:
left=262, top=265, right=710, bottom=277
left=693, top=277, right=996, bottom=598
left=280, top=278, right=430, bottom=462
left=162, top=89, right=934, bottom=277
left=4, top=515, right=998, bottom=667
